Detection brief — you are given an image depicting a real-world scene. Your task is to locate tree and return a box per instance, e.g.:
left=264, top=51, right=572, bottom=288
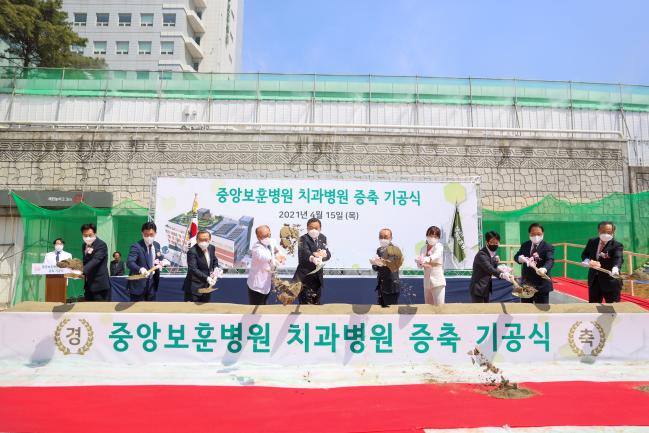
left=0, top=0, right=105, bottom=68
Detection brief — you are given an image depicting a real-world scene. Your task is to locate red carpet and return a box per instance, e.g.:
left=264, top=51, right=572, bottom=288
left=554, top=277, right=649, bottom=310
left=1, top=381, right=648, bottom=432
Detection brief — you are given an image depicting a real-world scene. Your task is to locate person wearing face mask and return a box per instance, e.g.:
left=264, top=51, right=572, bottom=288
left=514, top=223, right=554, bottom=304
left=110, top=251, right=125, bottom=276
left=369, top=228, right=402, bottom=307
left=43, top=238, right=72, bottom=265
left=469, top=231, right=511, bottom=303
left=415, top=226, right=446, bottom=305
left=293, top=217, right=331, bottom=305
left=80, top=223, right=111, bottom=301
left=247, top=225, right=286, bottom=305
left=581, top=221, right=624, bottom=303
left=126, top=222, right=170, bottom=302
left=183, top=230, right=220, bottom=303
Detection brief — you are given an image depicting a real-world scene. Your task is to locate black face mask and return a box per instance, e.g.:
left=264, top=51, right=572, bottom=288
left=487, top=244, right=499, bottom=252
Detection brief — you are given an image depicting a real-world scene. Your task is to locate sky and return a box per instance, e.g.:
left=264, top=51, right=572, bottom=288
left=242, top=0, right=649, bottom=85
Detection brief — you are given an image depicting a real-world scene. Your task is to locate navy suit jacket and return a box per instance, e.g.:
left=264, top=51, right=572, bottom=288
left=183, top=244, right=219, bottom=295
left=469, top=247, right=502, bottom=298
left=82, top=238, right=111, bottom=293
left=126, top=239, right=163, bottom=295
left=581, top=237, right=624, bottom=292
left=514, top=240, right=554, bottom=293
left=293, top=233, right=331, bottom=289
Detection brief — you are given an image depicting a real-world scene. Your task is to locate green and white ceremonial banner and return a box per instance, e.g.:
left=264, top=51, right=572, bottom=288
left=154, top=177, right=479, bottom=269
left=0, top=312, right=647, bottom=364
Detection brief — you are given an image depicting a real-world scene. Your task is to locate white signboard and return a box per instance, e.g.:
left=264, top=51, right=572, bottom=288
left=0, top=312, right=646, bottom=365
left=31, top=263, right=69, bottom=275
left=154, top=178, right=479, bottom=270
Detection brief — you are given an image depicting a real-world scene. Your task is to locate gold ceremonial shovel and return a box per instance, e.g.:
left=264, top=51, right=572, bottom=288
left=127, top=266, right=158, bottom=280
left=507, top=275, right=539, bottom=299
left=527, top=262, right=552, bottom=281
left=197, top=285, right=219, bottom=294
left=590, top=265, right=623, bottom=280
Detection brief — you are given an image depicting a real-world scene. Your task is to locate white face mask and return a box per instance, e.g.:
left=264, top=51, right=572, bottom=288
left=379, top=239, right=391, bottom=248
left=530, top=235, right=543, bottom=244
left=599, top=233, right=613, bottom=243
left=83, top=236, right=96, bottom=245
left=426, top=237, right=438, bottom=246
left=198, top=241, right=209, bottom=250
left=143, top=236, right=155, bottom=246
left=54, top=244, right=64, bottom=252
left=308, top=229, right=320, bottom=239
left=260, top=237, right=271, bottom=247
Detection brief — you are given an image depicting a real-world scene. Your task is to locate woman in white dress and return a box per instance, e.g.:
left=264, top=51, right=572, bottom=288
left=416, top=226, right=446, bottom=305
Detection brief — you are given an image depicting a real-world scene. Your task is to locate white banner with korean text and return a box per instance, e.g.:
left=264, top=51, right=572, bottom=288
left=0, top=312, right=647, bottom=365
left=154, top=177, right=480, bottom=270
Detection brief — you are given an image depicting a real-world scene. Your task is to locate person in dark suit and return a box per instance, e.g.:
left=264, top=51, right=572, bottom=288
left=183, top=230, right=220, bottom=303
left=469, top=231, right=511, bottom=303
left=581, top=221, right=624, bottom=303
left=81, top=223, right=111, bottom=301
left=514, top=223, right=554, bottom=304
left=126, top=222, right=169, bottom=302
left=370, top=228, right=401, bottom=307
left=110, top=251, right=125, bottom=276
left=293, top=218, right=331, bottom=305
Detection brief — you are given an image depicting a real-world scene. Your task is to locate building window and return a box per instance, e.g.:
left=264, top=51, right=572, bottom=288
left=96, top=13, right=109, bottom=26
left=138, top=41, right=152, bottom=55
left=194, top=36, right=201, bottom=45
left=93, top=41, right=107, bottom=55
left=118, top=13, right=131, bottom=26
left=71, top=45, right=84, bottom=54
left=73, top=13, right=87, bottom=26
left=115, top=41, right=129, bottom=55
left=160, top=41, right=174, bottom=55
left=193, top=62, right=200, bottom=72
left=140, top=13, right=153, bottom=27
left=162, top=13, right=176, bottom=27
left=136, top=71, right=150, bottom=80
left=160, top=71, right=173, bottom=80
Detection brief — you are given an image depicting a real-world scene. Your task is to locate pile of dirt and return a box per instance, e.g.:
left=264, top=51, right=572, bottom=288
left=468, top=347, right=536, bottom=399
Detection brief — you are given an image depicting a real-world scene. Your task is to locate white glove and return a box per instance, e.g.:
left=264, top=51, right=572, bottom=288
left=538, top=267, right=547, bottom=274
left=206, top=276, right=216, bottom=287
left=517, top=255, right=528, bottom=264
left=497, top=264, right=512, bottom=274
left=611, top=266, right=619, bottom=276
left=210, top=268, right=224, bottom=280
left=581, top=259, right=591, bottom=267
left=160, top=259, right=170, bottom=267
left=370, top=256, right=384, bottom=267
left=139, top=267, right=148, bottom=275
left=500, top=272, right=512, bottom=280
left=313, top=257, right=323, bottom=266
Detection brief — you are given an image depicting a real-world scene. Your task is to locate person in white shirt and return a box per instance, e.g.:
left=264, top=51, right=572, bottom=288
left=43, top=238, right=72, bottom=266
left=247, top=225, right=285, bottom=305
left=415, top=226, right=446, bottom=305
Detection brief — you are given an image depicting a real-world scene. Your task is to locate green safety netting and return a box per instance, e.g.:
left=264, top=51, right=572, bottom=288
left=11, top=192, right=148, bottom=304
left=482, top=191, right=649, bottom=280
left=1, top=66, right=648, bottom=110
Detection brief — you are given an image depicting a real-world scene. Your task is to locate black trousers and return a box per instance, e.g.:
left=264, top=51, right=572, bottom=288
left=84, top=289, right=110, bottom=302
left=248, top=287, right=270, bottom=305
left=378, top=291, right=399, bottom=307
left=471, top=292, right=490, bottom=303
left=521, top=290, right=550, bottom=304
left=184, top=288, right=210, bottom=303
left=299, top=282, right=322, bottom=305
left=588, top=276, right=621, bottom=303
left=129, top=288, right=156, bottom=302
